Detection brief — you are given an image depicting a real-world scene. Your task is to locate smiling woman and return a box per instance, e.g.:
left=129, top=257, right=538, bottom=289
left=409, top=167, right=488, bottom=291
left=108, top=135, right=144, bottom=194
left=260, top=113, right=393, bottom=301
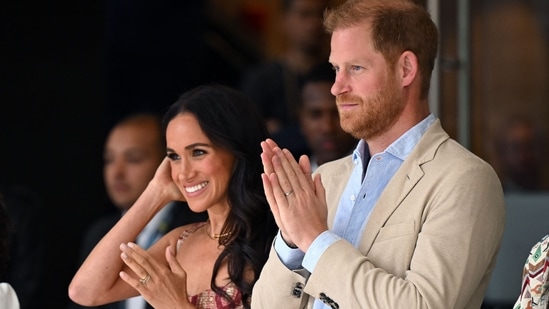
left=68, top=84, right=278, bottom=309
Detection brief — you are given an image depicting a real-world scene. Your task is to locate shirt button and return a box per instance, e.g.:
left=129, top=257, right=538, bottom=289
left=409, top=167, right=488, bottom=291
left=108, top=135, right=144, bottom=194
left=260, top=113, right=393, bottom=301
left=350, top=195, right=356, bottom=201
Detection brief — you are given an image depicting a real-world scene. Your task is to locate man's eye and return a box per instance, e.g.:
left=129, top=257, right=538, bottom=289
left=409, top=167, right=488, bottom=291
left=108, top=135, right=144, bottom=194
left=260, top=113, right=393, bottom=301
left=351, top=66, right=362, bottom=72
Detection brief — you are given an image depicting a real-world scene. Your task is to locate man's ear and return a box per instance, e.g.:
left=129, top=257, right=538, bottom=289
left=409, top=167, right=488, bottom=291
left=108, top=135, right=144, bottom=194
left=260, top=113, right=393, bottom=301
left=398, top=51, right=418, bottom=87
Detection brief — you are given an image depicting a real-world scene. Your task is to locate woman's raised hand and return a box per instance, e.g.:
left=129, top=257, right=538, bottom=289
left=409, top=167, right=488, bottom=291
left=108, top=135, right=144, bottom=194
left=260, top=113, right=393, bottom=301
left=150, top=157, right=185, bottom=203
left=119, top=242, right=195, bottom=309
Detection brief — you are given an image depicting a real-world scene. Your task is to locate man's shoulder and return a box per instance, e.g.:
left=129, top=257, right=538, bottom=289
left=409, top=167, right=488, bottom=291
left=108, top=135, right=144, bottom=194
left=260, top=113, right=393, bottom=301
left=417, top=128, right=499, bottom=183
left=417, top=119, right=492, bottom=167
left=436, top=136, right=493, bottom=168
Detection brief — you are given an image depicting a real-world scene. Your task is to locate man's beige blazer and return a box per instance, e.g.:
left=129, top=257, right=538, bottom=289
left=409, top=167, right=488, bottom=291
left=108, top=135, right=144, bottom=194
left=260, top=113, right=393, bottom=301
left=252, top=120, right=505, bottom=308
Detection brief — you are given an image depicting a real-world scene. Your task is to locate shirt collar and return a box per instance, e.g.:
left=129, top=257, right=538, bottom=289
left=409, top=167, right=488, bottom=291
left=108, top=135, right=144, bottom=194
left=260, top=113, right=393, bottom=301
left=352, top=113, right=436, bottom=164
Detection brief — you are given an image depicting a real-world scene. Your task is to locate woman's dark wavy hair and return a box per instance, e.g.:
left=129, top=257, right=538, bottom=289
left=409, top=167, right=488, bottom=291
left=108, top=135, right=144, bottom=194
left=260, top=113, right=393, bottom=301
left=162, top=84, right=278, bottom=307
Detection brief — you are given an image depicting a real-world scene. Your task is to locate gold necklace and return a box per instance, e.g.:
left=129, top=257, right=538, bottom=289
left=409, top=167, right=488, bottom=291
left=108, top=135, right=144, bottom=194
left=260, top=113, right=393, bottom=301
left=205, top=221, right=232, bottom=240
left=206, top=230, right=232, bottom=240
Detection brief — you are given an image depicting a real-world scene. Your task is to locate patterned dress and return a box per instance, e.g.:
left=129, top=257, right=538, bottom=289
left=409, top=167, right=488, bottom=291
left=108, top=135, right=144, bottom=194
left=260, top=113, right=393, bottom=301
left=514, top=234, right=549, bottom=309
left=176, top=222, right=244, bottom=309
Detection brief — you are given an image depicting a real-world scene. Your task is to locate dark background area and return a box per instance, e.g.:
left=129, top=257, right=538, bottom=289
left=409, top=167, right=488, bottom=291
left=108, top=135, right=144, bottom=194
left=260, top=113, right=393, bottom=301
left=2, top=1, right=110, bottom=307
left=1, top=1, right=261, bottom=307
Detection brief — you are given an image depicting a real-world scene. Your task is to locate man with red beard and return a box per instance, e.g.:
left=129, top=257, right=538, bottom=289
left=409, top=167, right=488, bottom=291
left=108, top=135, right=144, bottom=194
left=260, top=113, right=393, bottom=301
left=252, top=0, right=505, bottom=308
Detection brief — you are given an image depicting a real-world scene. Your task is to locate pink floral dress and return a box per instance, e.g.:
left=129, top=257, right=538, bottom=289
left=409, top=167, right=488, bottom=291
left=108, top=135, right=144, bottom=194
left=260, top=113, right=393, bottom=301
left=176, top=222, right=244, bottom=309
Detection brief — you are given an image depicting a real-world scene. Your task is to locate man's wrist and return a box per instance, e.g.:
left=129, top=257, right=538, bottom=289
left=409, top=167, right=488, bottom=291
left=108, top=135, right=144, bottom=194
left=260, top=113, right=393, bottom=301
left=280, top=232, right=298, bottom=249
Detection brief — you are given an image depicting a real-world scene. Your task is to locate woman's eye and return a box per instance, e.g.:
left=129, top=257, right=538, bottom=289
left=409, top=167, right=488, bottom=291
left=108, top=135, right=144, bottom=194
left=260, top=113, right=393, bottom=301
left=167, top=152, right=180, bottom=160
left=192, top=149, right=206, bottom=157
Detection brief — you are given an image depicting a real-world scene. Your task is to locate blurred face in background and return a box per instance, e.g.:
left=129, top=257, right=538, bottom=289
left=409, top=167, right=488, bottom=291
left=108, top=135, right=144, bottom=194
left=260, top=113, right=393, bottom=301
left=284, top=0, right=329, bottom=53
left=300, top=80, right=357, bottom=166
left=497, top=118, right=546, bottom=190
left=103, top=119, right=164, bottom=211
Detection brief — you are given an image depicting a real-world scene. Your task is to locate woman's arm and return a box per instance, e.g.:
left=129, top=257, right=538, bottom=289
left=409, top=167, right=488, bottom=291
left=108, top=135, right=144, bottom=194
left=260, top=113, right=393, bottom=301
left=68, top=158, right=183, bottom=306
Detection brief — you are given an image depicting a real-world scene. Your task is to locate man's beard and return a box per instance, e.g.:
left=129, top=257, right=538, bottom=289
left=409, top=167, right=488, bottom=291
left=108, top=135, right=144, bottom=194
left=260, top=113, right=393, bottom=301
left=336, top=75, right=404, bottom=140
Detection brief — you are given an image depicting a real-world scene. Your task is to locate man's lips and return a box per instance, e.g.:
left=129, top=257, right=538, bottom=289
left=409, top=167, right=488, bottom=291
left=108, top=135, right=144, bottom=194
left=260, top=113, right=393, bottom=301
left=338, top=103, right=358, bottom=111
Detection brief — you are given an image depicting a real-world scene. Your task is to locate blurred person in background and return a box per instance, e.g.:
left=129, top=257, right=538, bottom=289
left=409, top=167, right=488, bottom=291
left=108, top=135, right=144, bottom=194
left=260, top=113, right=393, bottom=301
left=494, top=115, right=548, bottom=192
left=240, top=0, right=331, bottom=135
left=273, top=61, right=358, bottom=171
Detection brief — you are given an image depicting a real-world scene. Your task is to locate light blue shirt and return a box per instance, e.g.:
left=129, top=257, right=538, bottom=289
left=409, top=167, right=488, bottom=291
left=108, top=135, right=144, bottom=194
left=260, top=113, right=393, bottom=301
left=274, top=114, right=436, bottom=308
left=126, top=202, right=175, bottom=309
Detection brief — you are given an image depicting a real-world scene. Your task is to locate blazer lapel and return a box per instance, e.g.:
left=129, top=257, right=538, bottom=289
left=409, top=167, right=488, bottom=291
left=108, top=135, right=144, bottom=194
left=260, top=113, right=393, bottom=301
left=358, top=157, right=424, bottom=254
left=359, top=120, right=449, bottom=254
left=318, top=156, right=355, bottom=229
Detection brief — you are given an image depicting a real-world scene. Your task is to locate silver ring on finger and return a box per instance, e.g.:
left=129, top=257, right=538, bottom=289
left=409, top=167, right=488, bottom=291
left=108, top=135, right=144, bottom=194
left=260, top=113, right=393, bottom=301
left=284, top=190, right=294, bottom=197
